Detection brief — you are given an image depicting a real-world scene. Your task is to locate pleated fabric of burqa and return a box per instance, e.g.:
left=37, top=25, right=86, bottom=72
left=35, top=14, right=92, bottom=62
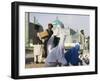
left=45, top=27, right=67, bottom=66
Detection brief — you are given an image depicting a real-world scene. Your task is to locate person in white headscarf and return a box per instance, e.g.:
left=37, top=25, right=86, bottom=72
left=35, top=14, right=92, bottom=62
left=45, top=27, right=67, bottom=67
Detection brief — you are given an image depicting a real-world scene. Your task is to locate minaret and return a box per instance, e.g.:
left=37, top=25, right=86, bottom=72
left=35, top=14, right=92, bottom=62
left=33, top=16, right=39, bottom=24
left=33, top=16, right=36, bottom=24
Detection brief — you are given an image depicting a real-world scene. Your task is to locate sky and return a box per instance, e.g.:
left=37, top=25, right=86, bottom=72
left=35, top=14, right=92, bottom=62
left=29, top=12, right=90, bottom=36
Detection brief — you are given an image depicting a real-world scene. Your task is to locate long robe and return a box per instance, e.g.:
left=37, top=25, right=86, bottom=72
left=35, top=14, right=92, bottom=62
left=45, top=28, right=67, bottom=66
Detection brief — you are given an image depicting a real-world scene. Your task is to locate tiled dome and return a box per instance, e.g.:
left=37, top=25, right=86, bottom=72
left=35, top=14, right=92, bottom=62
left=52, top=17, right=64, bottom=28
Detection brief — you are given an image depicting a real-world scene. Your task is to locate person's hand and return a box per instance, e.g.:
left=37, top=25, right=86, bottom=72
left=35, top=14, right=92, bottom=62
left=37, top=33, right=39, bottom=37
left=41, top=39, right=45, bottom=43
left=37, top=33, right=42, bottom=40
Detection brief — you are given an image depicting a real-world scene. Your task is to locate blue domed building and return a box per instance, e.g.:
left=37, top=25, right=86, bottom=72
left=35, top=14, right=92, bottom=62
left=52, top=17, right=64, bottom=28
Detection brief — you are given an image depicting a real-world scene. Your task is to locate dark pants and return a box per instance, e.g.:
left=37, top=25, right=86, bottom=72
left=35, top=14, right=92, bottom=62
left=44, top=40, right=48, bottom=58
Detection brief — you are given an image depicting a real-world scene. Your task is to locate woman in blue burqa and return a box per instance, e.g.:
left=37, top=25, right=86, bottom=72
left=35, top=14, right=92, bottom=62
left=45, top=25, right=67, bottom=67
left=64, top=44, right=82, bottom=66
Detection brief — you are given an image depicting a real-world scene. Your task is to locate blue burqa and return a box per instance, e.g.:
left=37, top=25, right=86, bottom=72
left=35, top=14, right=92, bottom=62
left=64, top=45, right=80, bottom=65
